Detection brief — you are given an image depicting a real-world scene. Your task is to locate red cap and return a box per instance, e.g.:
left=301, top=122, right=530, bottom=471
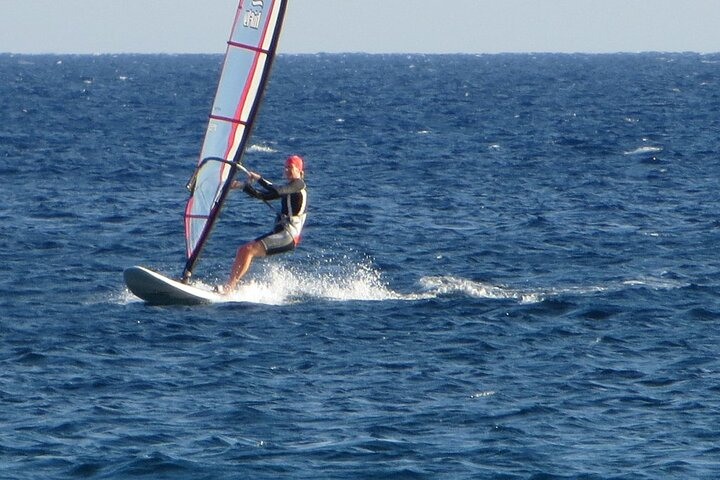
left=285, top=155, right=304, bottom=172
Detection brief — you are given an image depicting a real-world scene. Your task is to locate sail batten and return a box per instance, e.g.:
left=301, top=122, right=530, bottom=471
left=182, top=0, right=288, bottom=281
left=228, top=41, right=271, bottom=54
left=209, top=114, right=250, bottom=125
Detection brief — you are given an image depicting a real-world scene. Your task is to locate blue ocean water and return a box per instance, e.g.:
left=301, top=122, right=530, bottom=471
left=2, top=52, right=720, bottom=479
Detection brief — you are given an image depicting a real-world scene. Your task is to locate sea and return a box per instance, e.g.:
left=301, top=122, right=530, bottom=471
left=1, top=52, right=719, bottom=479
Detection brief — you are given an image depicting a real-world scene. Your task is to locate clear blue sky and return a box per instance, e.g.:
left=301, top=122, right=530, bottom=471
left=2, top=0, right=719, bottom=54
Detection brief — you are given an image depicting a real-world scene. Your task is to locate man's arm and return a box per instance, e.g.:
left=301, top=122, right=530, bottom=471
left=260, top=178, right=305, bottom=196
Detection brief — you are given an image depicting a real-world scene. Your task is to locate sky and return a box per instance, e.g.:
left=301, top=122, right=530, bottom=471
left=1, top=0, right=719, bottom=55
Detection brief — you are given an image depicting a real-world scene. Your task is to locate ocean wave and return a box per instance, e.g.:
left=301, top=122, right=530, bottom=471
left=623, top=145, right=663, bottom=155
left=247, top=143, right=277, bottom=153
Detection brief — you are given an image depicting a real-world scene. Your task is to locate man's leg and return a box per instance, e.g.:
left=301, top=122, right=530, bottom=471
left=225, top=240, right=266, bottom=292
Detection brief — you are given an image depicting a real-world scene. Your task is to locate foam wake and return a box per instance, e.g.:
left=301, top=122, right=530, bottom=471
left=419, top=274, right=687, bottom=304
left=419, top=275, right=542, bottom=303
left=118, top=258, right=687, bottom=307
left=222, top=259, right=407, bottom=305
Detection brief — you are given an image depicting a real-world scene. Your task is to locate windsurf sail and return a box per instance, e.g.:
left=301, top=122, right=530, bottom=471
left=182, top=0, right=288, bottom=281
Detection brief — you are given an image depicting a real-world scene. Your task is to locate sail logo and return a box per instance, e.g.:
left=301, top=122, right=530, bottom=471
left=243, top=0, right=264, bottom=29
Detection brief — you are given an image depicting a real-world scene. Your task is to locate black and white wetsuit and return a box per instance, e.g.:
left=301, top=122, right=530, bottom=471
left=244, top=177, right=307, bottom=255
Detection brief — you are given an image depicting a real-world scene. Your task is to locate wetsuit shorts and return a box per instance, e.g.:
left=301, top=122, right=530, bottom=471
left=256, top=228, right=295, bottom=255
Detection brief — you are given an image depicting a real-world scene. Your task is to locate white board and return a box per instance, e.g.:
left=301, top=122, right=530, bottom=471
left=124, top=266, right=223, bottom=305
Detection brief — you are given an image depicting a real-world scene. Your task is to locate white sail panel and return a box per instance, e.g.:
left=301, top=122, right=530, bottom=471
left=258, top=0, right=284, bottom=51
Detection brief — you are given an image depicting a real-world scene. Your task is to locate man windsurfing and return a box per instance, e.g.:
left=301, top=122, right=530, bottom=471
left=221, top=154, right=307, bottom=293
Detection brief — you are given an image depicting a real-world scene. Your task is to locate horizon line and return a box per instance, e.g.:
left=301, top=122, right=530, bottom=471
left=3, top=49, right=720, bottom=56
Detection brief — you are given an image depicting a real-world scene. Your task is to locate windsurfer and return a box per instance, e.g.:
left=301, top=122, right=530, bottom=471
left=221, top=154, right=307, bottom=293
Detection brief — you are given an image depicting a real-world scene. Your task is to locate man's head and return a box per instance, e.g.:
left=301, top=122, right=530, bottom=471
left=285, top=155, right=304, bottom=178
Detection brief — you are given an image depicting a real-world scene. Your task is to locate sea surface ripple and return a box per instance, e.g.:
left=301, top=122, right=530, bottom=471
left=1, top=53, right=720, bottom=479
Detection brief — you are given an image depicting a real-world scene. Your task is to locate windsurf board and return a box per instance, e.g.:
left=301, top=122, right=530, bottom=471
left=124, top=266, right=223, bottom=305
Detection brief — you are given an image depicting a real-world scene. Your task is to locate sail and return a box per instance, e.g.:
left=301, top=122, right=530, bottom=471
left=182, top=0, right=288, bottom=281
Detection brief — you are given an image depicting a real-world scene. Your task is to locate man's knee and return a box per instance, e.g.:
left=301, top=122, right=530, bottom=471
left=253, top=240, right=267, bottom=256
left=238, top=240, right=264, bottom=257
